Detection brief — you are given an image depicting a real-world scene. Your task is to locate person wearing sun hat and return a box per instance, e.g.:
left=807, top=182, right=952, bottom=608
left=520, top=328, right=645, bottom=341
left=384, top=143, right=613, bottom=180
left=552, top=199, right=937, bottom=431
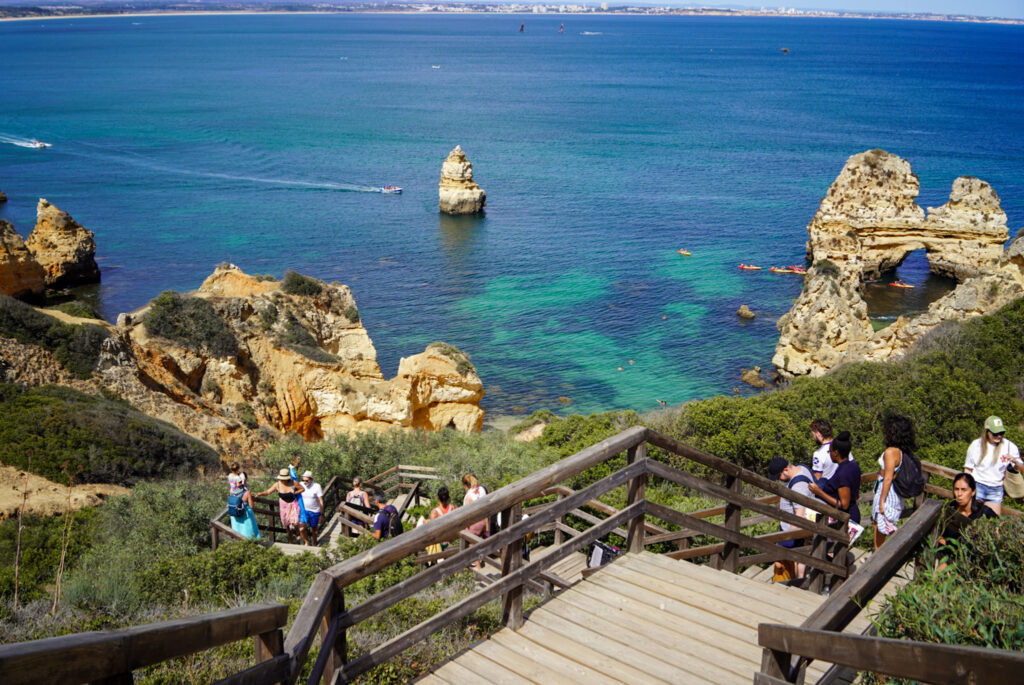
left=255, top=467, right=305, bottom=544
left=298, top=470, right=324, bottom=546
left=964, top=415, right=1023, bottom=515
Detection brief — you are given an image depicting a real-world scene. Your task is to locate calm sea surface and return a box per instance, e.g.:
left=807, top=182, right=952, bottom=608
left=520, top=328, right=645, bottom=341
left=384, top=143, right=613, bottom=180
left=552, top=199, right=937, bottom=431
left=1, top=14, right=1022, bottom=416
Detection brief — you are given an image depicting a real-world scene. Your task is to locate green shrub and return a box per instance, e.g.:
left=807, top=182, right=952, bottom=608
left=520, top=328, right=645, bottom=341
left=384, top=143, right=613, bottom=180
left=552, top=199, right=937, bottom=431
left=0, top=383, right=219, bottom=485
left=136, top=541, right=332, bottom=607
left=142, top=291, right=238, bottom=358
left=48, top=300, right=103, bottom=320
left=343, top=305, right=360, bottom=323
left=0, top=509, right=99, bottom=602
left=280, top=314, right=337, bottom=364
left=258, top=302, right=278, bottom=330
left=234, top=402, right=258, bottom=429
left=868, top=517, right=1024, bottom=679
left=427, top=342, right=475, bottom=376
left=281, top=270, right=322, bottom=296
left=814, top=260, right=840, bottom=278
left=0, top=295, right=107, bottom=378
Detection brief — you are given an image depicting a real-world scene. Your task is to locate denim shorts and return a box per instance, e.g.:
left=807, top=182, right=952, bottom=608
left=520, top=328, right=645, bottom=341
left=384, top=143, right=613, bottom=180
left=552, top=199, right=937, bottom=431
left=976, top=481, right=1004, bottom=504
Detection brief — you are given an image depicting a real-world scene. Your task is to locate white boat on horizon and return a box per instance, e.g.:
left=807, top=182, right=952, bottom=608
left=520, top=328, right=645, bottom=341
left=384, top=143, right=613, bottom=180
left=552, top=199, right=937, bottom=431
left=379, top=186, right=402, bottom=194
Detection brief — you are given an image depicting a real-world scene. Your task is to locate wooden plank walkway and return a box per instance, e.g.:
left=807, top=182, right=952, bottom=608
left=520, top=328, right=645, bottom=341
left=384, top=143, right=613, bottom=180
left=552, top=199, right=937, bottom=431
left=417, top=551, right=876, bottom=684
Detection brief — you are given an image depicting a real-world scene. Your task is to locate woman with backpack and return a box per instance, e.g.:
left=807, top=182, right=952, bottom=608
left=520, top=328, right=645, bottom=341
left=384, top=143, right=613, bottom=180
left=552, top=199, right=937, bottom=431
left=872, top=414, right=916, bottom=548
left=964, top=415, right=1024, bottom=515
left=227, top=463, right=260, bottom=540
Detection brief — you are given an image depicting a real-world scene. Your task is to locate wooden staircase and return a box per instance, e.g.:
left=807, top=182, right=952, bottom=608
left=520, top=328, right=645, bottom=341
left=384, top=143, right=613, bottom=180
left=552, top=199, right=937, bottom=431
left=418, top=551, right=878, bottom=684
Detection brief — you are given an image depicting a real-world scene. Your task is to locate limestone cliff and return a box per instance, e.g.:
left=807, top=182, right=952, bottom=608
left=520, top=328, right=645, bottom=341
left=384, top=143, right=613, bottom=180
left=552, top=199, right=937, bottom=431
left=439, top=146, right=486, bottom=215
left=25, top=198, right=100, bottom=289
left=121, top=265, right=483, bottom=451
left=775, top=150, right=1021, bottom=378
left=0, top=220, right=46, bottom=299
left=0, top=265, right=485, bottom=463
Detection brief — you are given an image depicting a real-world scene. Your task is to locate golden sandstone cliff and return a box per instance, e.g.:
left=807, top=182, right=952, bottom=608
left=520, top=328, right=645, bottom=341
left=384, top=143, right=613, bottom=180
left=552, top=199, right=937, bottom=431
left=0, top=264, right=484, bottom=464
left=25, top=198, right=100, bottom=288
left=113, top=265, right=483, bottom=453
left=774, top=149, right=1023, bottom=378
left=438, top=145, right=486, bottom=215
left=0, top=198, right=100, bottom=297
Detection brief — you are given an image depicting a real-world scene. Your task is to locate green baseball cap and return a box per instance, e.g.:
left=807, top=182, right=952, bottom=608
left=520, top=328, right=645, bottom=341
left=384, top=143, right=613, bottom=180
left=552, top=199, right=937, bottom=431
left=984, top=415, right=1006, bottom=434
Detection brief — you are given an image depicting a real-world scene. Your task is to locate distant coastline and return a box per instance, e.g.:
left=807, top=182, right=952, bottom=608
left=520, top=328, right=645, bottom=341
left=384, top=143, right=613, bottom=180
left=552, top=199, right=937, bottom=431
left=1, top=4, right=1022, bottom=26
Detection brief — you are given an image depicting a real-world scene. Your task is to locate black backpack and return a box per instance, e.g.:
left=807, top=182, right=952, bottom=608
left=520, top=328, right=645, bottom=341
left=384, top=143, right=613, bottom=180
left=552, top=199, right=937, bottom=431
left=388, top=507, right=404, bottom=538
left=893, top=449, right=926, bottom=498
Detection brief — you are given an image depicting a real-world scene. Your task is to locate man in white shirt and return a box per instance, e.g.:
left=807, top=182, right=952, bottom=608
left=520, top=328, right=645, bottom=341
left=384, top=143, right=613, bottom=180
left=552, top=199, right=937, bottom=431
left=811, top=418, right=852, bottom=483
left=299, top=470, right=325, bottom=545
left=964, top=415, right=1023, bottom=515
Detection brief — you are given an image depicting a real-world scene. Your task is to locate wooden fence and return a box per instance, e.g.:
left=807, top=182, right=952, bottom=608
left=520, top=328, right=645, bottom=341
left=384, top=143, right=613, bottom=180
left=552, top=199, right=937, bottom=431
left=0, top=603, right=288, bottom=685
left=6, top=427, right=1008, bottom=684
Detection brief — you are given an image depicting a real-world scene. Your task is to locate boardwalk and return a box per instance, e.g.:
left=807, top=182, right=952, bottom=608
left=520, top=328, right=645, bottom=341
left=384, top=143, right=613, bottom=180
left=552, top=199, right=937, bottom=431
left=418, top=552, right=874, bottom=684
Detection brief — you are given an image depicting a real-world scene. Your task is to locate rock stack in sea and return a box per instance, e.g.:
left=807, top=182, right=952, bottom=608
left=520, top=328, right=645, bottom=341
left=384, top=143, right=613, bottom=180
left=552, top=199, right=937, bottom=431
left=438, top=145, right=486, bottom=215
left=0, top=189, right=7, bottom=204
left=773, top=149, right=1023, bottom=378
left=25, top=198, right=100, bottom=289
left=0, top=220, right=46, bottom=299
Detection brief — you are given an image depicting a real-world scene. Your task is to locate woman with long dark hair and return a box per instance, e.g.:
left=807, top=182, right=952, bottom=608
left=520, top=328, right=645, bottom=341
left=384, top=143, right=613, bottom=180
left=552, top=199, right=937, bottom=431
left=873, top=414, right=915, bottom=549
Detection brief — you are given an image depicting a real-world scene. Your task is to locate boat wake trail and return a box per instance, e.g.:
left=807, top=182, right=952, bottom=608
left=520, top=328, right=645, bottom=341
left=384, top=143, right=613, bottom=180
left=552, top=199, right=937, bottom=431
left=0, top=134, right=50, bottom=149
left=68, top=143, right=381, bottom=193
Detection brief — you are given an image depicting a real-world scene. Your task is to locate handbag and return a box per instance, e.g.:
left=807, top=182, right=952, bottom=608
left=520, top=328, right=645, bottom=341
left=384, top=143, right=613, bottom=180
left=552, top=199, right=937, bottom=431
left=1004, top=467, right=1024, bottom=499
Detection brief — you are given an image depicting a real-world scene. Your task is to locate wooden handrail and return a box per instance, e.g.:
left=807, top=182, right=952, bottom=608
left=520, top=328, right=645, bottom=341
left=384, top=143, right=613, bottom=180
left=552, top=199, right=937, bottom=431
left=757, top=624, right=1024, bottom=685
left=0, top=603, right=287, bottom=685
left=758, top=499, right=943, bottom=682
left=645, top=431, right=850, bottom=523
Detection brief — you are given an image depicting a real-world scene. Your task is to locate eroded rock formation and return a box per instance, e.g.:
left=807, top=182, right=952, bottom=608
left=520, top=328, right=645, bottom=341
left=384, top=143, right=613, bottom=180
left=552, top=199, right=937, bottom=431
left=123, top=265, right=483, bottom=448
left=439, top=146, right=486, bottom=215
left=0, top=220, right=46, bottom=299
left=25, top=198, right=100, bottom=289
left=0, top=265, right=485, bottom=462
left=774, top=150, right=1022, bottom=378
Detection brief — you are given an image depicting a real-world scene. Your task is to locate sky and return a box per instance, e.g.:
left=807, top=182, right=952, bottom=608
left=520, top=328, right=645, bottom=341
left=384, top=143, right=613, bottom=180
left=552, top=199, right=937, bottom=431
left=791, top=0, right=1024, bottom=19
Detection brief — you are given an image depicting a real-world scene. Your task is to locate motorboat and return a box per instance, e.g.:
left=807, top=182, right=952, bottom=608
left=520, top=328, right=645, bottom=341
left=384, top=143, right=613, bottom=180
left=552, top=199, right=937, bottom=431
left=379, top=186, right=402, bottom=194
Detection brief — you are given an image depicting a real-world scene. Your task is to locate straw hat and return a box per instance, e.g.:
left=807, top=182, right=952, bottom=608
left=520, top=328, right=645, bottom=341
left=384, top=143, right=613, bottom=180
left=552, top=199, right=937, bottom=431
left=301, top=470, right=313, bottom=479
left=277, top=468, right=292, bottom=481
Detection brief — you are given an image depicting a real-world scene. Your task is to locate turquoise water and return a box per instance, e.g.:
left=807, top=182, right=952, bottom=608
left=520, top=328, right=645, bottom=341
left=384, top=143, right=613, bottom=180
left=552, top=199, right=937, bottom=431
left=1, top=15, right=1022, bottom=416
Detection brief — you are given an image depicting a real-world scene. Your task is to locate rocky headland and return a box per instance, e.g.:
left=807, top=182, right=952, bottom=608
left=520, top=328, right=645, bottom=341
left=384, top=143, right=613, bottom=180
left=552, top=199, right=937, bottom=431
left=774, top=149, right=1023, bottom=378
left=0, top=256, right=485, bottom=465
left=0, top=198, right=100, bottom=298
left=438, top=145, right=486, bottom=215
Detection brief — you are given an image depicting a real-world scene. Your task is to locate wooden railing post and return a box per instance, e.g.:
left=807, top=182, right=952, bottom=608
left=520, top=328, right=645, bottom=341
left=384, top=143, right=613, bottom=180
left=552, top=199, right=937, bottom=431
left=319, top=587, right=346, bottom=684
left=717, top=474, right=742, bottom=572
left=253, top=624, right=283, bottom=680
left=553, top=491, right=565, bottom=547
left=760, top=642, right=795, bottom=683
left=500, top=503, right=524, bottom=630
left=211, top=522, right=220, bottom=551
left=625, top=442, right=647, bottom=554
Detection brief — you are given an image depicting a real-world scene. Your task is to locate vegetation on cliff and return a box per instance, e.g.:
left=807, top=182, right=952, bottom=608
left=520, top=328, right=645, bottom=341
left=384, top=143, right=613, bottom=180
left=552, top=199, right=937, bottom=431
left=142, top=290, right=238, bottom=358
left=0, top=295, right=107, bottom=378
left=0, top=383, right=219, bottom=485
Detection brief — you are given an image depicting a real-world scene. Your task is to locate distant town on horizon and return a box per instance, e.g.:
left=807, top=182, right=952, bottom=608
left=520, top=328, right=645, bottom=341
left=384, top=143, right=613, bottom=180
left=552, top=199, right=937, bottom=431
left=1, top=1, right=1022, bottom=24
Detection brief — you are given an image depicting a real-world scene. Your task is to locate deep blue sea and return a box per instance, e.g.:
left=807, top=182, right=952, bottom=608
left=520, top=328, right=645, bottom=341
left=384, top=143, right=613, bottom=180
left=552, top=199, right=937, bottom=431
left=1, top=14, right=1022, bottom=417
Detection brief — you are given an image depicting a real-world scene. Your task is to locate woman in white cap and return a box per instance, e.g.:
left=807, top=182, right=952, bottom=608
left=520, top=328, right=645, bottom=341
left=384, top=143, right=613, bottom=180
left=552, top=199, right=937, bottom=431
left=964, top=415, right=1024, bottom=515
left=255, top=468, right=305, bottom=543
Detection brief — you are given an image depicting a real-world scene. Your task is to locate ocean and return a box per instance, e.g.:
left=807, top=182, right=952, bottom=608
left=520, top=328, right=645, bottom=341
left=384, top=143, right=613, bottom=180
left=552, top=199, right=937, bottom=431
left=1, top=14, right=1022, bottom=417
